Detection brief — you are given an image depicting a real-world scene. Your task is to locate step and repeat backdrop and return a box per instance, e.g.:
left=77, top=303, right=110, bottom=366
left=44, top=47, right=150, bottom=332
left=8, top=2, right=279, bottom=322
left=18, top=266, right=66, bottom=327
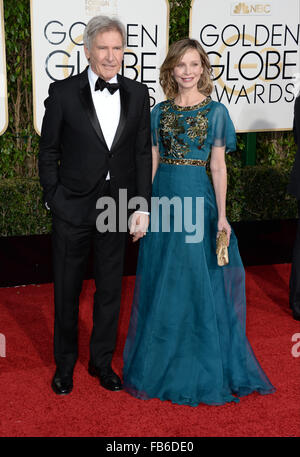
left=1, top=0, right=300, bottom=135
left=0, top=0, right=8, bottom=135
left=30, top=0, right=169, bottom=134
left=191, top=0, right=300, bottom=131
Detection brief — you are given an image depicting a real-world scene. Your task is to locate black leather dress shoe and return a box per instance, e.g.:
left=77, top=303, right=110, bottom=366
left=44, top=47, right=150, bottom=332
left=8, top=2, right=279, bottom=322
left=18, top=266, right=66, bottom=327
left=88, top=362, right=123, bottom=391
left=51, top=372, right=73, bottom=395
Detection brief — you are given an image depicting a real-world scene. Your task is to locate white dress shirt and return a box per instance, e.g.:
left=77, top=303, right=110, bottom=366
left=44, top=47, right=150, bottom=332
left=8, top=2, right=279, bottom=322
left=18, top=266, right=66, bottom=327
left=87, top=67, right=149, bottom=216
left=88, top=67, right=121, bottom=180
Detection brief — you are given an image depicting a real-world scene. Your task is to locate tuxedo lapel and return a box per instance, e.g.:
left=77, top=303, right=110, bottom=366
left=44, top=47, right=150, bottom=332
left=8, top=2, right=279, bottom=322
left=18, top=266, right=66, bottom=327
left=79, top=69, right=108, bottom=149
left=110, top=74, right=130, bottom=152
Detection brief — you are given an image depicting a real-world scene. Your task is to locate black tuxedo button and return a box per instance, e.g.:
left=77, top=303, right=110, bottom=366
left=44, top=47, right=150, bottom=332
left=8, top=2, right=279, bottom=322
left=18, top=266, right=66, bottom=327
left=108, top=153, right=114, bottom=158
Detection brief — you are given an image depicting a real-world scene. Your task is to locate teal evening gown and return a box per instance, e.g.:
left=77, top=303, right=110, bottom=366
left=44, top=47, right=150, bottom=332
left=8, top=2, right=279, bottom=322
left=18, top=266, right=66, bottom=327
left=123, top=97, right=275, bottom=406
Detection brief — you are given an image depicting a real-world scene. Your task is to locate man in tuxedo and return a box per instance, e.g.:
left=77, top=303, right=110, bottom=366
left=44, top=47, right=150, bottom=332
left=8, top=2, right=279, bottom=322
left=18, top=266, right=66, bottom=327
left=288, top=94, right=300, bottom=321
left=39, top=16, right=152, bottom=394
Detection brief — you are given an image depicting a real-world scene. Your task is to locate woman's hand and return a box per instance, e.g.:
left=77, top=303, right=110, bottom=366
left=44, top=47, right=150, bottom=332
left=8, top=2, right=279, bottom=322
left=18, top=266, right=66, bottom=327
left=130, top=212, right=149, bottom=242
left=217, top=216, right=231, bottom=246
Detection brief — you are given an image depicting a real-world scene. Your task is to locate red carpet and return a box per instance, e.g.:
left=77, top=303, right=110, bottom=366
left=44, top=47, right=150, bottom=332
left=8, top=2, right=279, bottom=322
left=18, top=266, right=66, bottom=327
left=0, top=264, right=299, bottom=437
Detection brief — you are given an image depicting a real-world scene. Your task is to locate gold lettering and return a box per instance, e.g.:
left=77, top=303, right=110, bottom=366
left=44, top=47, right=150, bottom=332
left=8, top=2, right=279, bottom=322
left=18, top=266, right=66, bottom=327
left=233, top=2, right=271, bottom=15
left=264, top=5, right=271, bottom=13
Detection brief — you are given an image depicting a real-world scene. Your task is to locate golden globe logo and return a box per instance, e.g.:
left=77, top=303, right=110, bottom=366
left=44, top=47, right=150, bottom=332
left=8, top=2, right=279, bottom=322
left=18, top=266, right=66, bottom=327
left=231, top=2, right=271, bottom=15
left=85, top=0, right=119, bottom=20
left=85, top=0, right=110, bottom=11
left=85, top=0, right=114, bottom=17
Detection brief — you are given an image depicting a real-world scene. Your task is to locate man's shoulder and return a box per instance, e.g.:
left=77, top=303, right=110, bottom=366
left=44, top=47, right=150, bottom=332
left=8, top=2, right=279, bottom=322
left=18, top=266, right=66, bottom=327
left=49, top=70, right=86, bottom=93
left=118, top=74, right=147, bottom=93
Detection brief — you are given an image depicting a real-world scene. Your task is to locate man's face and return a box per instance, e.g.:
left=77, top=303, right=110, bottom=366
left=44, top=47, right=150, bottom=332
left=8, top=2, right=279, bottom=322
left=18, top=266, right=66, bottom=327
left=84, top=29, right=124, bottom=81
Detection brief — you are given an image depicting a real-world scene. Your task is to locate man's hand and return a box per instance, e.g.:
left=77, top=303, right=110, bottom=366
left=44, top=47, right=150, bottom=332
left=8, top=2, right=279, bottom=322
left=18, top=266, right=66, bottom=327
left=130, top=212, right=149, bottom=242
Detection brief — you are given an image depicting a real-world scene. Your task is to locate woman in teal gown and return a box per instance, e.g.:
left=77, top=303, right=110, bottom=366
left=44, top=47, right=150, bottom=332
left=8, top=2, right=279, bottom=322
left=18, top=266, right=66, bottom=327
left=123, top=38, right=275, bottom=406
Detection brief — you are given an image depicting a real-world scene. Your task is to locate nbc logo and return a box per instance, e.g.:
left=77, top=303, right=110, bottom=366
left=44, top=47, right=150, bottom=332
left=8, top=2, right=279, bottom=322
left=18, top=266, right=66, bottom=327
left=231, top=2, right=271, bottom=15
left=85, top=0, right=110, bottom=17
left=234, top=2, right=250, bottom=13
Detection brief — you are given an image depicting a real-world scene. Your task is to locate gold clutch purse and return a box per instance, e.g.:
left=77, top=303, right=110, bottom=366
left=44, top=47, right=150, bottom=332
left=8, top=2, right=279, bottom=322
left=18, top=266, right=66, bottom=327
left=216, top=230, right=229, bottom=266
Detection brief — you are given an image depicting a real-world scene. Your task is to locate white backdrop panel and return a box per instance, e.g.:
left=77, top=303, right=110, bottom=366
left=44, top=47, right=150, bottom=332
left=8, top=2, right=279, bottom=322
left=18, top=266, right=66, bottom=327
left=190, top=0, right=300, bottom=132
left=31, top=0, right=169, bottom=134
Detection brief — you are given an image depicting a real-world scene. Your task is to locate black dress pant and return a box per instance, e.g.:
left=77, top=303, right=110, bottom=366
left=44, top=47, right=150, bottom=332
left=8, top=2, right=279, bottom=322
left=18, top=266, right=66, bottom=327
left=289, top=200, right=300, bottom=317
left=51, top=195, right=127, bottom=376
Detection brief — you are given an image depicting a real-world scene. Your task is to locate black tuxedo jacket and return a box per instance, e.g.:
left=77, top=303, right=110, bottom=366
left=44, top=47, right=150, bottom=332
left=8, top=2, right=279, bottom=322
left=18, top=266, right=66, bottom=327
left=38, top=68, right=152, bottom=226
left=288, top=96, right=300, bottom=200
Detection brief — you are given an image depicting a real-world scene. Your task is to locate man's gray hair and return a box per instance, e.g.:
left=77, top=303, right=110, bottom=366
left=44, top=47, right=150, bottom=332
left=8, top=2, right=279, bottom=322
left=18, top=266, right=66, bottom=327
left=83, top=15, right=126, bottom=50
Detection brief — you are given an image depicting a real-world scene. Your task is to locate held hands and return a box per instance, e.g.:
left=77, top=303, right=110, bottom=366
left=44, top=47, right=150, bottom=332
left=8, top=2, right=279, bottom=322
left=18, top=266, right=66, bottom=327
left=130, top=212, right=150, bottom=242
left=217, top=216, right=231, bottom=246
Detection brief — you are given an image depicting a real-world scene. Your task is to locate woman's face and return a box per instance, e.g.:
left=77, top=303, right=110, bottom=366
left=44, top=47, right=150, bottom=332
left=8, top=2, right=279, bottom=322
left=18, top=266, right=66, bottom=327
left=172, top=48, right=203, bottom=92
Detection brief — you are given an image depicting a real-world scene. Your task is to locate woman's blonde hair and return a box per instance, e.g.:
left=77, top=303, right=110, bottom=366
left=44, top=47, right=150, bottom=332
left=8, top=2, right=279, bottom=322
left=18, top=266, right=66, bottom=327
left=160, top=38, right=213, bottom=99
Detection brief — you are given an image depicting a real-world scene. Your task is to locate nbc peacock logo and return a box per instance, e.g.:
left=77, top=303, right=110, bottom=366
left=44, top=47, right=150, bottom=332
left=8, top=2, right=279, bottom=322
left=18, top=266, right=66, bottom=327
left=85, top=0, right=119, bottom=21
left=234, top=2, right=250, bottom=14
left=85, top=0, right=115, bottom=18
left=231, top=2, right=271, bottom=15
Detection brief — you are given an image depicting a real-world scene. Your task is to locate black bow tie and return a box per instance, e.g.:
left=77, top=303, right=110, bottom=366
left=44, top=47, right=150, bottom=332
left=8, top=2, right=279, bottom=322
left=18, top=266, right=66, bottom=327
left=95, top=77, right=120, bottom=95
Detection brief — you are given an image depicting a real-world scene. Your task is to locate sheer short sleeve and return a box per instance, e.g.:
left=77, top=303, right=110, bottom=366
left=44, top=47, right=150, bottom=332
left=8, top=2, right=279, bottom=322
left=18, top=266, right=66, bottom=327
left=208, top=103, right=236, bottom=152
left=150, top=103, right=161, bottom=146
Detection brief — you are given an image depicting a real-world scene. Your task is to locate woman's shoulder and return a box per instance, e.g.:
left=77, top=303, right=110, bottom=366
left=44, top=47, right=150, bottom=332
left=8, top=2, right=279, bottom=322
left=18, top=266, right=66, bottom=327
left=152, top=100, right=170, bottom=111
left=209, top=100, right=230, bottom=114
left=151, top=100, right=172, bottom=118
